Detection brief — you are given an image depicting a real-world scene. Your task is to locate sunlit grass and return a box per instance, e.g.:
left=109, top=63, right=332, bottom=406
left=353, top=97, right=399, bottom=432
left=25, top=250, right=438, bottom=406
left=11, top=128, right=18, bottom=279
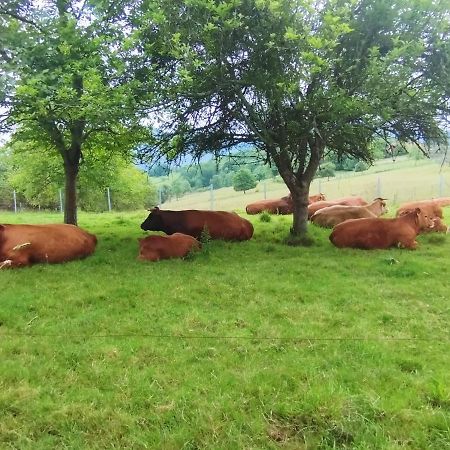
left=0, top=210, right=449, bottom=449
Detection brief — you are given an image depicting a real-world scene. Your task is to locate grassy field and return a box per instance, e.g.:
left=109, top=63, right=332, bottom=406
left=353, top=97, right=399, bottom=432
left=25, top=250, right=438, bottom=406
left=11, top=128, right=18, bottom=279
left=0, top=208, right=449, bottom=449
left=163, top=157, right=450, bottom=211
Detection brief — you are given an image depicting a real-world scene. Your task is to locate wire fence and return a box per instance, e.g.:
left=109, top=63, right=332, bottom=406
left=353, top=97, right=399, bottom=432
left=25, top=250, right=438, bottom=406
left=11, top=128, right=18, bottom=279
left=2, top=163, right=450, bottom=213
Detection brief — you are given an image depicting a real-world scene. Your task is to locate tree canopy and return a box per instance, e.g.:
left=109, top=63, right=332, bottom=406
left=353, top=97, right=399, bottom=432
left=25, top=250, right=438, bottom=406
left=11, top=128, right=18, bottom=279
left=137, top=0, right=450, bottom=238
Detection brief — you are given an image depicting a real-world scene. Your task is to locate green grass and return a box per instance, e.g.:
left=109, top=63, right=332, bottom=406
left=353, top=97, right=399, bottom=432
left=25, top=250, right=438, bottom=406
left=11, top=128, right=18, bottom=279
left=0, top=210, right=449, bottom=449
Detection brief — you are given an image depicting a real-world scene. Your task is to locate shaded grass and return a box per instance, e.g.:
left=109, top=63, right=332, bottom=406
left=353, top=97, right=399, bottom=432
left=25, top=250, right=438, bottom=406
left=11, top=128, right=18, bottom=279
left=0, top=211, right=449, bottom=449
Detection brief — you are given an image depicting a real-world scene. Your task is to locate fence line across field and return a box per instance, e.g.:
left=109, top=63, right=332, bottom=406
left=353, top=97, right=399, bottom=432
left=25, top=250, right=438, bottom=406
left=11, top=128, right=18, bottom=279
left=3, top=172, right=450, bottom=214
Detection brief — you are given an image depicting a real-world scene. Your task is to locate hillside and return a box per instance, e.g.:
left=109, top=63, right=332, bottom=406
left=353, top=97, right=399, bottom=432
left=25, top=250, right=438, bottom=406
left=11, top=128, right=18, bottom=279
left=162, top=157, right=450, bottom=211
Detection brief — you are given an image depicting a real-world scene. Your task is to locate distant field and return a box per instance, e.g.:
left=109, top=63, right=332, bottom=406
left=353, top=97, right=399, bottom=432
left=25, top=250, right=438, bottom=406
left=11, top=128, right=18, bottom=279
left=0, top=210, right=449, bottom=448
left=163, top=157, right=450, bottom=211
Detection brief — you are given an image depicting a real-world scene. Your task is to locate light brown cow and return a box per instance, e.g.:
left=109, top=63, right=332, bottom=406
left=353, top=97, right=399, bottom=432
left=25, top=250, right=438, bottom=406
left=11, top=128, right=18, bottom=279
left=0, top=224, right=97, bottom=268
left=311, top=198, right=388, bottom=228
left=329, top=208, right=433, bottom=250
left=138, top=233, right=201, bottom=261
left=308, top=196, right=369, bottom=218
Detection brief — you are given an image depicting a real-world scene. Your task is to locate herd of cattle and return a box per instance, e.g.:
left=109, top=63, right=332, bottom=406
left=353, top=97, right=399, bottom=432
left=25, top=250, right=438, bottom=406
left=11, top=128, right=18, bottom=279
left=0, top=193, right=449, bottom=268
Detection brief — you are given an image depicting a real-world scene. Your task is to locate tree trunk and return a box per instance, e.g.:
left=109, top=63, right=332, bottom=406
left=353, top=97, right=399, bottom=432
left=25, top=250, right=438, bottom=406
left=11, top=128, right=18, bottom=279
left=289, top=182, right=310, bottom=239
left=64, top=162, right=79, bottom=225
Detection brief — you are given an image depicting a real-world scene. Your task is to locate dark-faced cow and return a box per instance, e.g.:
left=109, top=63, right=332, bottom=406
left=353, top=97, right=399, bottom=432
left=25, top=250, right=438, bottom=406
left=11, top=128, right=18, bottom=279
left=0, top=224, right=97, bottom=268
left=138, top=233, right=201, bottom=261
left=311, top=198, right=388, bottom=228
left=141, top=208, right=254, bottom=241
left=329, top=208, right=433, bottom=250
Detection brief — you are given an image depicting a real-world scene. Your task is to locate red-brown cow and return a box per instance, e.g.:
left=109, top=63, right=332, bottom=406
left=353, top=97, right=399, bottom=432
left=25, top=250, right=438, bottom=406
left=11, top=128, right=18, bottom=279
left=141, top=208, right=253, bottom=241
left=246, top=197, right=293, bottom=215
left=329, top=208, right=433, bottom=250
left=432, top=197, right=450, bottom=207
left=396, top=200, right=443, bottom=232
left=245, top=193, right=325, bottom=215
left=138, top=233, right=200, bottom=261
left=308, top=196, right=368, bottom=218
left=422, top=217, right=448, bottom=233
left=0, top=224, right=97, bottom=269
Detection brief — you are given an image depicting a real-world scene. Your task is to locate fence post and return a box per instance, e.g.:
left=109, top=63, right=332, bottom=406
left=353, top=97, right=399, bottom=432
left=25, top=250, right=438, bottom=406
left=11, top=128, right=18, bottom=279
left=263, top=180, right=267, bottom=199
left=439, top=175, right=444, bottom=197
left=59, top=189, right=64, bottom=213
left=210, top=184, right=214, bottom=210
left=376, top=177, right=381, bottom=197
left=158, top=187, right=162, bottom=205
left=107, top=187, right=112, bottom=212
left=318, top=179, right=322, bottom=194
left=13, top=190, right=17, bottom=213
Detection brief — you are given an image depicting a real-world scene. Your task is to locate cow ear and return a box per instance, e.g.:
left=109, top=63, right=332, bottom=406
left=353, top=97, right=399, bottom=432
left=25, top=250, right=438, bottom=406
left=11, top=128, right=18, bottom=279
left=415, top=207, right=421, bottom=214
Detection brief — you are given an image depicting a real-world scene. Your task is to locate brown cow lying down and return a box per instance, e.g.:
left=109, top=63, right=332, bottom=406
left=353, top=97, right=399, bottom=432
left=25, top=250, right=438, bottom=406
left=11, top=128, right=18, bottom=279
left=311, top=198, right=387, bottom=228
left=246, top=193, right=325, bottom=215
left=308, top=196, right=368, bottom=218
left=329, top=208, right=433, bottom=250
left=246, top=197, right=293, bottom=215
left=396, top=200, right=443, bottom=232
left=422, top=217, right=448, bottom=233
left=0, top=224, right=97, bottom=268
left=138, top=233, right=200, bottom=261
left=141, top=207, right=254, bottom=241
left=432, top=197, right=450, bottom=207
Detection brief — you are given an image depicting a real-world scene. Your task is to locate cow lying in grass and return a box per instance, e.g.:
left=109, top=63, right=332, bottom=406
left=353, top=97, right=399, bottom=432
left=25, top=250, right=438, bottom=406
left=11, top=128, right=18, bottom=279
left=311, top=198, right=387, bottom=228
left=141, top=207, right=254, bottom=241
left=0, top=224, right=97, bottom=268
left=138, top=233, right=200, bottom=262
left=246, top=193, right=325, bottom=215
left=329, top=208, right=433, bottom=250
left=308, top=196, right=368, bottom=218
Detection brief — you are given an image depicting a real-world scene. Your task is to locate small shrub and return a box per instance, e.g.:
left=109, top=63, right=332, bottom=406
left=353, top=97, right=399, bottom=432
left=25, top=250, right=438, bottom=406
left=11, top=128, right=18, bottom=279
left=259, top=211, right=272, bottom=222
left=354, top=161, right=369, bottom=172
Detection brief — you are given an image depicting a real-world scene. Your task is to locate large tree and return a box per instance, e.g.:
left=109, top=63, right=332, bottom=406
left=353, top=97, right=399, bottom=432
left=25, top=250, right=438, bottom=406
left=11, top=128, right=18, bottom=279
left=0, top=0, right=155, bottom=224
left=137, top=0, right=449, bottom=240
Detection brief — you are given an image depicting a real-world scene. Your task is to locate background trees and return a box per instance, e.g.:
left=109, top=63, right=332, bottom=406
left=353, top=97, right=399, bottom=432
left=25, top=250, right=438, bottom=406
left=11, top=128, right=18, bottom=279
left=138, top=0, right=449, bottom=239
left=233, top=169, right=257, bottom=193
left=0, top=0, right=153, bottom=224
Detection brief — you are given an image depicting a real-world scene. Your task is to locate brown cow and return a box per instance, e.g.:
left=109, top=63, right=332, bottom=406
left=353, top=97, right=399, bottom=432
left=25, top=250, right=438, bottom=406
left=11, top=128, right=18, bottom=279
left=246, top=193, right=325, bottom=215
left=246, top=197, right=293, bottom=215
left=431, top=197, right=450, bottom=207
left=140, top=208, right=253, bottom=241
left=0, top=224, right=97, bottom=269
left=422, top=217, right=448, bottom=233
left=396, top=200, right=443, bottom=232
left=311, top=198, right=387, bottom=228
left=329, top=208, right=433, bottom=250
left=308, top=196, right=369, bottom=218
left=138, top=233, right=200, bottom=261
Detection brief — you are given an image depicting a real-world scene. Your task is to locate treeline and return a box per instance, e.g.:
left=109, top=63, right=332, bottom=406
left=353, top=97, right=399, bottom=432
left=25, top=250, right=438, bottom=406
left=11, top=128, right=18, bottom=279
left=149, top=149, right=279, bottom=202
left=0, top=141, right=157, bottom=212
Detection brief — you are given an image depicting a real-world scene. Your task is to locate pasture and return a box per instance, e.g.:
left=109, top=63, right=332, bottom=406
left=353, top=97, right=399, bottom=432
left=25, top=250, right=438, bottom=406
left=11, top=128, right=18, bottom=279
left=163, top=157, right=450, bottom=211
left=0, top=209, right=449, bottom=449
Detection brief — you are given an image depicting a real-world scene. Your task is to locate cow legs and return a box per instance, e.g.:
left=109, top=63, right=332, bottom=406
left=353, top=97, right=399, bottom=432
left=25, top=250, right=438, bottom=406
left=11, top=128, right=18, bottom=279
left=398, top=238, right=418, bottom=250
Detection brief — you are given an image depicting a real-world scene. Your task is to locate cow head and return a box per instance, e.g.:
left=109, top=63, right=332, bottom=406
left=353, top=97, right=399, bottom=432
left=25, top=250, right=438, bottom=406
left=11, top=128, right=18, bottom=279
left=318, top=193, right=326, bottom=201
left=140, top=207, right=164, bottom=231
left=413, top=207, right=434, bottom=229
left=374, top=198, right=388, bottom=215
